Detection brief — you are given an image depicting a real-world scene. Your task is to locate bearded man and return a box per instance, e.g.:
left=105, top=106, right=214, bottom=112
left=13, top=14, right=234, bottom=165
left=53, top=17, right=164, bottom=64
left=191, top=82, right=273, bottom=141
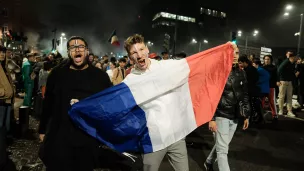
left=38, top=36, right=114, bottom=171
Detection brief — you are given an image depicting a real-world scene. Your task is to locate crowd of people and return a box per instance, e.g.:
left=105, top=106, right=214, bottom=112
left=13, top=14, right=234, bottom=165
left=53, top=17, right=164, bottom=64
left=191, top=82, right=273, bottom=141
left=0, top=34, right=302, bottom=171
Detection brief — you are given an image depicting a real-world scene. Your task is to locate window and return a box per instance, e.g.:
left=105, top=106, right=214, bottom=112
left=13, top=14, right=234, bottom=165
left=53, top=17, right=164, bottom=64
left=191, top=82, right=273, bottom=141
left=152, top=13, right=161, bottom=21
left=200, top=7, right=205, bottom=14
left=221, top=12, right=226, bottom=18
left=213, top=10, right=218, bottom=17
left=168, top=13, right=176, bottom=19
left=207, top=9, right=212, bottom=15
left=182, top=16, right=189, bottom=22
left=160, top=12, right=166, bottom=18
left=2, top=8, right=8, bottom=17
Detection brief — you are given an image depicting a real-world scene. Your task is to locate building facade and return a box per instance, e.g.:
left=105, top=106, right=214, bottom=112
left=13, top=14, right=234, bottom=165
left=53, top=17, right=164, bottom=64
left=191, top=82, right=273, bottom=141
left=0, top=0, right=22, bottom=39
left=148, top=3, right=228, bottom=55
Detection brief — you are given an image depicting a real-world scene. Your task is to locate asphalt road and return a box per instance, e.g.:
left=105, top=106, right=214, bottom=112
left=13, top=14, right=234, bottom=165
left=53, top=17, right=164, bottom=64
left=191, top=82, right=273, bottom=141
left=5, top=113, right=304, bottom=171
left=160, top=113, right=304, bottom=171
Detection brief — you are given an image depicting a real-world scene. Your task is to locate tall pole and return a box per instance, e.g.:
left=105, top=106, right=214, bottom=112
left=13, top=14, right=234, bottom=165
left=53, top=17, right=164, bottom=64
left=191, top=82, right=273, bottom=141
left=60, top=37, right=63, bottom=49
left=245, top=36, right=248, bottom=54
left=199, top=42, right=202, bottom=52
left=297, top=14, right=303, bottom=55
left=173, top=16, right=178, bottom=55
left=52, top=28, right=57, bottom=50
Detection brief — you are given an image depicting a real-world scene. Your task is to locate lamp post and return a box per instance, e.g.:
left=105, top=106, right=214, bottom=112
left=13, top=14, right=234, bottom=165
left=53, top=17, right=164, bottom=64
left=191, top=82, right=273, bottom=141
left=283, top=4, right=303, bottom=55
left=238, top=30, right=259, bottom=53
left=297, top=14, right=303, bottom=55
left=192, top=38, right=208, bottom=52
left=199, top=39, right=208, bottom=52
left=59, top=33, right=66, bottom=55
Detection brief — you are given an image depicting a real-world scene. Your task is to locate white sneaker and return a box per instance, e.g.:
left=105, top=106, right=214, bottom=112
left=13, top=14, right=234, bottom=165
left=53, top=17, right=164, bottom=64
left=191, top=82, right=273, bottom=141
left=278, top=110, right=283, bottom=115
left=287, top=112, right=296, bottom=117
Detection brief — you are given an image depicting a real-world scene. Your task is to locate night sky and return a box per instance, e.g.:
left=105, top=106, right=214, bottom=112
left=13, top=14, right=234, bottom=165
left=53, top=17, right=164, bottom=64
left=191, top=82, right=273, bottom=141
left=21, top=0, right=304, bottom=54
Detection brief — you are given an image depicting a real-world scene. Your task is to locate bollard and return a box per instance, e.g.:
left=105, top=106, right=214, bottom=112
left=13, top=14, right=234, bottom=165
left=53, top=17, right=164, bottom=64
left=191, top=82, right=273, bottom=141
left=0, top=127, right=7, bottom=167
left=19, top=106, right=30, bottom=137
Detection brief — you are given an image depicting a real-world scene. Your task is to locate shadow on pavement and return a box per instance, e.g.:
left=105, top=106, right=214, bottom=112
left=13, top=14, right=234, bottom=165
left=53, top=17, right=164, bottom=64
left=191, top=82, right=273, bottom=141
left=230, top=146, right=303, bottom=171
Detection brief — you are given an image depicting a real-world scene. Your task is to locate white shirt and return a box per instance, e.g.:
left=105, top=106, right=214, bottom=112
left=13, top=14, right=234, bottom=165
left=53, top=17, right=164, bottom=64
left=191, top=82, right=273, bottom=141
left=123, top=59, right=193, bottom=150
left=106, top=69, right=114, bottom=80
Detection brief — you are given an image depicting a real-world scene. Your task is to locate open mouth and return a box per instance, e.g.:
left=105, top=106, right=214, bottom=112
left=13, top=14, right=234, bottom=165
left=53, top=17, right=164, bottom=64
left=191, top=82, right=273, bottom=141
left=137, top=58, right=146, bottom=67
left=75, top=54, right=82, bottom=63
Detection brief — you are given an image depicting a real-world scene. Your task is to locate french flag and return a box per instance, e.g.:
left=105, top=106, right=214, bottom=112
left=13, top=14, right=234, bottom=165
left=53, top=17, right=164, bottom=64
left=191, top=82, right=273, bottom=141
left=69, top=43, right=234, bottom=154
left=108, top=29, right=120, bottom=46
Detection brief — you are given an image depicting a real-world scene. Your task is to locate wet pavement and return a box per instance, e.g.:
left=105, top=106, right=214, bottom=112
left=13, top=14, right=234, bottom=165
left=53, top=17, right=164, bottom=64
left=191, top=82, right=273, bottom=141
left=6, top=113, right=304, bottom=171
left=6, top=116, right=44, bottom=171
left=161, top=112, right=304, bottom=171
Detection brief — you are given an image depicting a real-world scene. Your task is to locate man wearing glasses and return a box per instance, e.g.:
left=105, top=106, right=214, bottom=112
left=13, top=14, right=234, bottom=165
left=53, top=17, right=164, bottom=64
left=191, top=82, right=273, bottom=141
left=38, top=36, right=113, bottom=170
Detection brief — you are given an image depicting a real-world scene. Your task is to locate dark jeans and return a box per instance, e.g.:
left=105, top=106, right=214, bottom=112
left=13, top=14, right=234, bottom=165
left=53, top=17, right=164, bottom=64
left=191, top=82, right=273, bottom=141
left=250, top=95, right=265, bottom=123
left=0, top=105, right=11, bottom=133
left=298, top=84, right=304, bottom=107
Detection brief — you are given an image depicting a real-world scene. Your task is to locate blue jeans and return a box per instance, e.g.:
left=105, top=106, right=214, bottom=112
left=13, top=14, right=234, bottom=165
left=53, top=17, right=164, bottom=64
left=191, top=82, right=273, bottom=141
left=206, top=117, right=238, bottom=171
left=0, top=105, right=11, bottom=132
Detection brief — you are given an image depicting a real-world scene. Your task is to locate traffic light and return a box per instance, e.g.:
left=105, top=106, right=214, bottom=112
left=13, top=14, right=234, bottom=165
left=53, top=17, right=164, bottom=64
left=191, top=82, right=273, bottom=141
left=231, top=31, right=237, bottom=44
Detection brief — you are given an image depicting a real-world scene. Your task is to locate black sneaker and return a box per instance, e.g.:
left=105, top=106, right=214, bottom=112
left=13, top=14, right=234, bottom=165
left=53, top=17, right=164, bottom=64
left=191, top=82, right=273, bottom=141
left=204, top=162, right=214, bottom=171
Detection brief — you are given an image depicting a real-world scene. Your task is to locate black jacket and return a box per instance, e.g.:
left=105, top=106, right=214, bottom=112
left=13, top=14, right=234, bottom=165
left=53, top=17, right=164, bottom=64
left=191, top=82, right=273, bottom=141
left=263, top=64, right=278, bottom=88
left=296, top=63, right=304, bottom=89
left=38, top=63, right=114, bottom=169
left=278, top=58, right=296, bottom=81
left=244, top=65, right=260, bottom=96
left=214, top=67, right=251, bottom=120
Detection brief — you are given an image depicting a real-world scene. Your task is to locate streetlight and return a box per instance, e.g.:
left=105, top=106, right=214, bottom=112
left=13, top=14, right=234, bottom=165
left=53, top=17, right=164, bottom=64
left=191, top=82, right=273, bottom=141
left=192, top=38, right=197, bottom=43
left=286, top=5, right=293, bottom=11
left=60, top=33, right=67, bottom=50
left=298, top=14, right=303, bottom=54
left=238, top=29, right=260, bottom=53
left=191, top=38, right=208, bottom=52
left=284, top=12, right=290, bottom=16
left=284, top=4, right=303, bottom=54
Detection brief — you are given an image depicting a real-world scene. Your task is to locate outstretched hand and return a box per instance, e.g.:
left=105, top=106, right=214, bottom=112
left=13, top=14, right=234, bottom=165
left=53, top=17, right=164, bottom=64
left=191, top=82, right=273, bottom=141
left=70, top=99, right=79, bottom=106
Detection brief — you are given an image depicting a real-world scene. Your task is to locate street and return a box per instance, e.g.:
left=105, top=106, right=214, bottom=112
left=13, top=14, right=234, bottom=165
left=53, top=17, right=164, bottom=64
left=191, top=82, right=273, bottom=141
left=161, top=113, right=304, bottom=171
left=6, top=113, right=304, bottom=171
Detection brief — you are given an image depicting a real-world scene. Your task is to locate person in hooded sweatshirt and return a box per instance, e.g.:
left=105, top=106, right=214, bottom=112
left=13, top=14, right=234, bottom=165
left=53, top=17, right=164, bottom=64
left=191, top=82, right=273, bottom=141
left=262, top=55, right=278, bottom=119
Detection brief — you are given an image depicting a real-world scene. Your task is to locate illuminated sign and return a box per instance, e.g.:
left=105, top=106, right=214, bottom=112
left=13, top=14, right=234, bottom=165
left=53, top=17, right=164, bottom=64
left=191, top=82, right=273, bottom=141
left=153, top=12, right=196, bottom=23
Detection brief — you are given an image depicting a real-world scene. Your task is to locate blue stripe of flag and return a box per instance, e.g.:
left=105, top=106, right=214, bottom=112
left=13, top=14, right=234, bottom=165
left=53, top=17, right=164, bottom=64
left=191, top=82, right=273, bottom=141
left=68, top=83, right=153, bottom=153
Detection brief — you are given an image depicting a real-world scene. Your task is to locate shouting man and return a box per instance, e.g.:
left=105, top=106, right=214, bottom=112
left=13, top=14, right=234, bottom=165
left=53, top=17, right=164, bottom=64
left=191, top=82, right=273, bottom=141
left=123, top=34, right=189, bottom=171
left=38, top=36, right=113, bottom=171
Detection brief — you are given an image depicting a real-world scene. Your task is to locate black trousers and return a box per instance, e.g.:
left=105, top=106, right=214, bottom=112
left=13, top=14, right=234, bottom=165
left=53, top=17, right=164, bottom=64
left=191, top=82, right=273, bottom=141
left=42, top=143, right=142, bottom=171
left=250, top=96, right=264, bottom=123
